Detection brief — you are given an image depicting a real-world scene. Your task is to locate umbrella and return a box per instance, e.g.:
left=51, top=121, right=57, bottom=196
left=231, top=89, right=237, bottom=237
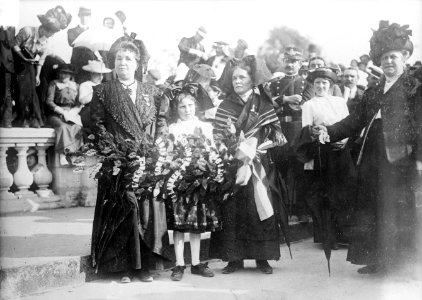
left=72, top=27, right=122, bottom=52
left=295, top=126, right=334, bottom=275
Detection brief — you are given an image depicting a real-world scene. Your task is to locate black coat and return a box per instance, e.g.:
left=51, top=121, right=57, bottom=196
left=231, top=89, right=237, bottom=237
left=90, top=80, right=170, bottom=273
left=327, top=72, right=421, bottom=266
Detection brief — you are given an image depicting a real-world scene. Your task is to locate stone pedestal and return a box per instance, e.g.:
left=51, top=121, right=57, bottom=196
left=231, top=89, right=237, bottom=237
left=0, top=145, right=16, bottom=201
left=14, top=145, right=37, bottom=199
left=33, top=144, right=61, bottom=202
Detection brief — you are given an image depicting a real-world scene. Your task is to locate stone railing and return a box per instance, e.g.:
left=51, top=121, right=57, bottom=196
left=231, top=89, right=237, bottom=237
left=0, top=128, right=97, bottom=214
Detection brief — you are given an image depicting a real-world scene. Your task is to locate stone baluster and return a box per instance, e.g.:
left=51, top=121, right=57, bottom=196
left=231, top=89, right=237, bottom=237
left=33, top=143, right=54, bottom=198
left=14, top=144, right=37, bottom=198
left=0, top=145, right=16, bottom=200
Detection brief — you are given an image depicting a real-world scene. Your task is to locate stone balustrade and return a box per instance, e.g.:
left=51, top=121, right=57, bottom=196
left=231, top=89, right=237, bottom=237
left=0, top=128, right=97, bottom=214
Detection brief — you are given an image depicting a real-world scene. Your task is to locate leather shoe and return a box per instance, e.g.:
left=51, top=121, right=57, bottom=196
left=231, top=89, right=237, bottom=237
left=357, top=264, right=384, bottom=274
left=191, top=262, right=214, bottom=277
left=138, top=270, right=153, bottom=282
left=171, top=265, right=185, bottom=281
left=256, top=260, right=273, bottom=274
left=222, top=261, right=244, bottom=274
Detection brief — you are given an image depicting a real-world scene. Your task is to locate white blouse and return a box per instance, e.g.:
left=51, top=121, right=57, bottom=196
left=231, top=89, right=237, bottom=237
left=169, top=116, right=214, bottom=144
left=302, top=95, right=349, bottom=169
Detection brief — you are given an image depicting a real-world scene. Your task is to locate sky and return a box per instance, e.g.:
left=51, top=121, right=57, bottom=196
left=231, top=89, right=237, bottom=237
left=2, top=0, right=421, bottom=78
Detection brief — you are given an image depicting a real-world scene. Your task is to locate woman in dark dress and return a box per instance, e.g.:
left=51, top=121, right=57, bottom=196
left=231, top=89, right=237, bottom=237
left=299, top=68, right=357, bottom=250
left=316, top=21, right=421, bottom=274
left=209, top=55, right=288, bottom=274
left=90, top=41, right=169, bottom=283
left=12, top=6, right=71, bottom=128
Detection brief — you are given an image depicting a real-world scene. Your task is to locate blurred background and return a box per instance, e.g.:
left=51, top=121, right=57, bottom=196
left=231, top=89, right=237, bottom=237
left=2, top=0, right=422, bottom=83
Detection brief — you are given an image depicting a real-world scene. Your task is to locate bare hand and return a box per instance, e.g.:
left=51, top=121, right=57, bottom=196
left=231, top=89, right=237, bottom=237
left=283, top=94, right=302, bottom=104
left=35, top=76, right=40, bottom=86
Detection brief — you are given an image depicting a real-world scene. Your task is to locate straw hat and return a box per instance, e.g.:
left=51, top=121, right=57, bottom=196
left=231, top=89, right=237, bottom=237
left=82, top=60, right=112, bottom=73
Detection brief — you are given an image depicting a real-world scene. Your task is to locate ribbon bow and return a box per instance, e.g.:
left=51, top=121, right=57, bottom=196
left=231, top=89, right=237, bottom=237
left=234, top=132, right=274, bottom=221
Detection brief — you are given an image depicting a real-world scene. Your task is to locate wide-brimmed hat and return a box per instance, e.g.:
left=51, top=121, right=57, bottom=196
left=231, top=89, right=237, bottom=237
left=307, top=67, right=338, bottom=83
left=82, top=60, right=111, bottom=73
left=369, top=20, right=413, bottom=66
left=37, top=5, right=72, bottom=33
left=78, top=7, right=91, bottom=17
left=57, top=63, right=76, bottom=74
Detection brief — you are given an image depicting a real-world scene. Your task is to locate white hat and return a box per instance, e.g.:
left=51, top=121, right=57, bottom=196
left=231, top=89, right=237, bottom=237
left=82, top=60, right=112, bottom=73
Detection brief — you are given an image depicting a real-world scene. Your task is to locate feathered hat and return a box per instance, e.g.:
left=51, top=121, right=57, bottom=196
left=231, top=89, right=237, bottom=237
left=37, top=6, right=72, bottom=33
left=369, top=20, right=413, bottom=66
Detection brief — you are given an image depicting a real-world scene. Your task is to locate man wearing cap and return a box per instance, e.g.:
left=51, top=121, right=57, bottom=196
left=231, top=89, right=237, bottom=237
left=315, top=21, right=421, bottom=274
left=68, top=7, right=95, bottom=84
left=178, top=27, right=208, bottom=69
left=269, top=46, right=309, bottom=223
left=67, top=7, right=91, bottom=47
left=207, top=41, right=230, bottom=79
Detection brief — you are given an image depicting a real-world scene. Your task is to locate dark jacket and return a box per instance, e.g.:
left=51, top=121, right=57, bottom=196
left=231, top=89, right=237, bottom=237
left=339, top=84, right=364, bottom=115
left=178, top=36, right=205, bottom=67
left=328, top=72, right=420, bottom=168
left=67, top=25, right=86, bottom=47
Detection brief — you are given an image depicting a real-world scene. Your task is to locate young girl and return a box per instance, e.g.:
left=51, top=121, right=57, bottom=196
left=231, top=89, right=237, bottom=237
left=167, top=91, right=215, bottom=281
left=46, top=64, right=83, bottom=165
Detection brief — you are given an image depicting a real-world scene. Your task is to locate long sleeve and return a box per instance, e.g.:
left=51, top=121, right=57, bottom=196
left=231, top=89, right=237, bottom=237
left=415, top=86, right=422, bottom=164
left=46, top=81, right=57, bottom=111
left=327, top=93, right=368, bottom=142
left=90, top=86, right=107, bottom=137
left=178, top=37, right=192, bottom=54
left=154, top=93, right=169, bottom=137
left=301, top=101, right=313, bottom=127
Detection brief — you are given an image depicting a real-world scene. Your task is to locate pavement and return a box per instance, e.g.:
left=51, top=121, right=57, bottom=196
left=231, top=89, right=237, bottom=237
left=1, top=207, right=421, bottom=300
left=17, top=240, right=422, bottom=300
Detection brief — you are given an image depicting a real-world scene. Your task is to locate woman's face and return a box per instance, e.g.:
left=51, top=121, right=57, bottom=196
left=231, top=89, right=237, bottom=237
left=232, top=67, right=253, bottom=96
left=115, top=50, right=138, bottom=80
left=380, top=50, right=407, bottom=78
left=59, top=72, right=72, bottom=83
left=177, top=96, right=196, bottom=121
left=314, top=78, right=331, bottom=96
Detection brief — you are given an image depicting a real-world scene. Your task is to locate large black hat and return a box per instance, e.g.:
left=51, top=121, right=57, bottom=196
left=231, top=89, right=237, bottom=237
left=369, top=20, right=413, bottom=66
left=57, top=63, right=76, bottom=74
left=37, top=6, right=72, bottom=33
left=306, top=67, right=338, bottom=83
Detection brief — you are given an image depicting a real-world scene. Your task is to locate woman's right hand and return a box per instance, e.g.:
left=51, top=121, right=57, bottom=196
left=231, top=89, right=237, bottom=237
left=310, top=125, right=327, bottom=138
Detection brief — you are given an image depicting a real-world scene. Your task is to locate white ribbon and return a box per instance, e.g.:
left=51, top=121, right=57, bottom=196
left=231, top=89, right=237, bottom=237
left=235, top=136, right=274, bottom=221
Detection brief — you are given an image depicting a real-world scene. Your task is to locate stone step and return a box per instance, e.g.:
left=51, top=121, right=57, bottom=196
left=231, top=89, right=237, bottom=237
left=0, top=207, right=313, bottom=299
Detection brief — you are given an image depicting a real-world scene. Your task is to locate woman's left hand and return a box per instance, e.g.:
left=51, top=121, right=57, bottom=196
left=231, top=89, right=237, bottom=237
left=35, top=76, right=40, bottom=86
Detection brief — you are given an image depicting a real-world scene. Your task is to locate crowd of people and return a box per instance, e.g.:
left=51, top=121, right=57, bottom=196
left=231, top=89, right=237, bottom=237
left=1, top=5, right=421, bottom=284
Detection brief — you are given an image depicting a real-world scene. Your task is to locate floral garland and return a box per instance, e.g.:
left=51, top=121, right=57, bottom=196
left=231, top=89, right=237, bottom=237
left=67, top=125, right=240, bottom=207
